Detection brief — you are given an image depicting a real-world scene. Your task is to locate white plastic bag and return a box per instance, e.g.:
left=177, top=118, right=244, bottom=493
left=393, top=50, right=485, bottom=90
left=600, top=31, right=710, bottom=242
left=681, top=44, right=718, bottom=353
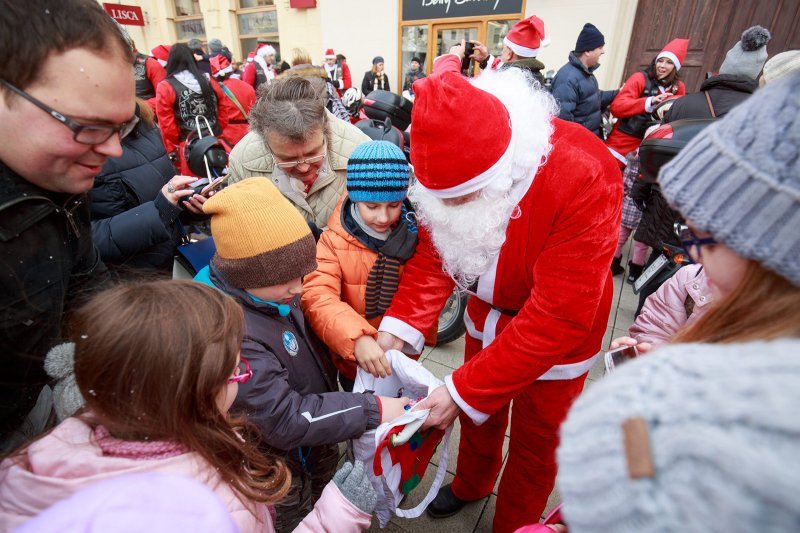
left=352, top=350, right=452, bottom=527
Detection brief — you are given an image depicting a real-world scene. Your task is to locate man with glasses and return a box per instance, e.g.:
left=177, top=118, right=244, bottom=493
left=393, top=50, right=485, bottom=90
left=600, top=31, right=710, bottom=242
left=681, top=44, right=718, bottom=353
left=0, top=0, right=135, bottom=451
left=227, top=75, right=369, bottom=232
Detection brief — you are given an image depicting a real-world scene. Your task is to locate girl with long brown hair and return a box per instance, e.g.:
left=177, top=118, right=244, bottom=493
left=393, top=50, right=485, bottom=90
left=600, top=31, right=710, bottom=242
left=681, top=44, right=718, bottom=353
left=0, top=280, right=376, bottom=532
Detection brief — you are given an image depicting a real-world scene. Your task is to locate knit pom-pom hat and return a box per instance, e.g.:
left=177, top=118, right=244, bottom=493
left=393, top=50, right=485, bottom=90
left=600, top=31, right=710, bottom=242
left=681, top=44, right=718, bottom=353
left=203, top=178, right=317, bottom=288
left=347, top=141, right=410, bottom=203
left=719, top=25, right=771, bottom=79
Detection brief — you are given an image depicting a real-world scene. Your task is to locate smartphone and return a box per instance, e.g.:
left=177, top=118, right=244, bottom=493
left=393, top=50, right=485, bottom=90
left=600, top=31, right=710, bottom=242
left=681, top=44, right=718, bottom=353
left=604, top=345, right=638, bottom=373
left=200, top=175, right=227, bottom=196
left=461, top=42, right=475, bottom=76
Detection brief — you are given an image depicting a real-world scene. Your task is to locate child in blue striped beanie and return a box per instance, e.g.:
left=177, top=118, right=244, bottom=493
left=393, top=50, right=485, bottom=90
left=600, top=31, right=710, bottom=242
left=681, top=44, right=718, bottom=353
left=302, top=141, right=422, bottom=391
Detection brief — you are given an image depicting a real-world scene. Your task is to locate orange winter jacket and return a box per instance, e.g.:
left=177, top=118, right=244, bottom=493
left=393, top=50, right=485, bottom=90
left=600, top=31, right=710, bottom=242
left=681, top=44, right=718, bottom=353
left=302, top=196, right=433, bottom=380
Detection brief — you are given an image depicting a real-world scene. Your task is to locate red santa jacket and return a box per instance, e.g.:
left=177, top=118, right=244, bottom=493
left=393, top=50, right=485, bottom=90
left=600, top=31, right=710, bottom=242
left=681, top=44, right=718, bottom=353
left=606, top=71, right=686, bottom=162
left=217, top=77, right=256, bottom=147
left=143, top=57, right=166, bottom=113
left=381, top=118, right=621, bottom=423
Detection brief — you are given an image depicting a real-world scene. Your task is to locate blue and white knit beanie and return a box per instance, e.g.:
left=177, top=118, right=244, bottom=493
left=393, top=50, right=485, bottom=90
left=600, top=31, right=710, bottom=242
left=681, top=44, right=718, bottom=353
left=346, top=141, right=410, bottom=203
left=658, top=72, right=800, bottom=286
left=557, top=340, right=800, bottom=533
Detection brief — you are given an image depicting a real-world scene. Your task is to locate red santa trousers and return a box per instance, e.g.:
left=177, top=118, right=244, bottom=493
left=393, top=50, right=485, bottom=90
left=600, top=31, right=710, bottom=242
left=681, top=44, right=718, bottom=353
left=451, top=334, right=587, bottom=533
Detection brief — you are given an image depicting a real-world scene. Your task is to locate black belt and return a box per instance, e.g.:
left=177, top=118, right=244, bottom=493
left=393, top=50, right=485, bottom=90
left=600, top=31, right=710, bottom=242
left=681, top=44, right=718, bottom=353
left=230, top=119, right=248, bottom=124
left=491, top=305, right=519, bottom=317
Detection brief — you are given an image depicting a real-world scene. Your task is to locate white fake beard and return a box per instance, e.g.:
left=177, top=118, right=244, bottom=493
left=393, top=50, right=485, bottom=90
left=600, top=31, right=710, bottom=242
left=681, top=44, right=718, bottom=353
left=410, top=65, right=557, bottom=287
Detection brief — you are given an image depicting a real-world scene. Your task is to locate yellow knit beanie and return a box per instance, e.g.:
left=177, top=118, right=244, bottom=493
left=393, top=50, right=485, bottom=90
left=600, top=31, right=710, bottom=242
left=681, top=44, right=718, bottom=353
left=202, top=178, right=317, bottom=288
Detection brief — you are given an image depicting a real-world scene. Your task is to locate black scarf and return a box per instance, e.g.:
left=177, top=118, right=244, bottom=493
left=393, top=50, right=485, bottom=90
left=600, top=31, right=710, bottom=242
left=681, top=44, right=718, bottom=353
left=342, top=198, right=418, bottom=318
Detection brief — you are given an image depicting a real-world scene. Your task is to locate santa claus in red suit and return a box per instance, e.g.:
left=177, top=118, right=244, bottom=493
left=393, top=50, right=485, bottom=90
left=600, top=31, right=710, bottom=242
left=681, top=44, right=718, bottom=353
left=376, top=45, right=621, bottom=533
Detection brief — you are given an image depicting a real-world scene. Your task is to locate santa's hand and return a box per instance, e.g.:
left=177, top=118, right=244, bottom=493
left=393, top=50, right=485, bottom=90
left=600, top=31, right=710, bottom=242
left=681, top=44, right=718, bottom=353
left=376, top=331, right=404, bottom=353
left=415, top=385, right=460, bottom=430
left=355, top=335, right=392, bottom=378
left=449, top=39, right=466, bottom=59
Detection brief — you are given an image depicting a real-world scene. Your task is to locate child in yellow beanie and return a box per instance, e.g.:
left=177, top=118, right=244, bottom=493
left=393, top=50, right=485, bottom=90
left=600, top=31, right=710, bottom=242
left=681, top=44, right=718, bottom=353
left=195, top=177, right=408, bottom=532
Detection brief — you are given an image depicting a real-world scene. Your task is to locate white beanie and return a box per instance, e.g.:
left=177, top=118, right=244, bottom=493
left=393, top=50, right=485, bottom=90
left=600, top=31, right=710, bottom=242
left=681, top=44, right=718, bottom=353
left=557, top=339, right=800, bottom=533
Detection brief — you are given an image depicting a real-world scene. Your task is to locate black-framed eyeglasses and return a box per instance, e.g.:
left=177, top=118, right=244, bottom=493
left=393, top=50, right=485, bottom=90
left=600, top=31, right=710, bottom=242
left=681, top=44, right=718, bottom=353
left=0, top=79, right=137, bottom=145
left=674, top=222, right=716, bottom=263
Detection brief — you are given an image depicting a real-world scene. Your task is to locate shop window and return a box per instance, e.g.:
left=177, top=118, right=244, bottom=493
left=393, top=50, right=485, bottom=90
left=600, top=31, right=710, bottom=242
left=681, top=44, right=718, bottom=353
left=401, top=25, right=429, bottom=74
left=238, top=2, right=279, bottom=59
left=486, top=19, right=519, bottom=57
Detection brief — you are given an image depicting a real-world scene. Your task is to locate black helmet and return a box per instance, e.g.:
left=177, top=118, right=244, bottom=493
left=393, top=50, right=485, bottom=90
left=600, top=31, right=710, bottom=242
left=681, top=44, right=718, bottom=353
left=184, top=134, right=228, bottom=177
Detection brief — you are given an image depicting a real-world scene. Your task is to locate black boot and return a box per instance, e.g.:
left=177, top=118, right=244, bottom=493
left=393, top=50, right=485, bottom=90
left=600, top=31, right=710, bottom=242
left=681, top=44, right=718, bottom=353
left=627, top=261, right=644, bottom=284
left=610, top=255, right=624, bottom=276
left=427, top=483, right=471, bottom=518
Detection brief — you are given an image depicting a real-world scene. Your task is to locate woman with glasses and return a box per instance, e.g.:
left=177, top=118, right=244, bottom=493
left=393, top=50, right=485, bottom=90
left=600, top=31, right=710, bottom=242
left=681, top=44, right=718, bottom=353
left=0, top=280, right=377, bottom=532
left=610, top=74, right=800, bottom=355
left=226, top=75, right=370, bottom=231
left=155, top=43, right=230, bottom=176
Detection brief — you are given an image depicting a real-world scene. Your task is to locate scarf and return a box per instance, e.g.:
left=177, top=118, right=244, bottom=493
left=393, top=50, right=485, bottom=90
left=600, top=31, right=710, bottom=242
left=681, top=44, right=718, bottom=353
left=93, top=425, right=189, bottom=460
left=343, top=198, right=418, bottom=318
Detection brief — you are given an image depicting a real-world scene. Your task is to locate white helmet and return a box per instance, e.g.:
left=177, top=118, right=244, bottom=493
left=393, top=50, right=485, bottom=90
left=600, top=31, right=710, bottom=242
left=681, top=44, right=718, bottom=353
left=341, top=87, right=363, bottom=114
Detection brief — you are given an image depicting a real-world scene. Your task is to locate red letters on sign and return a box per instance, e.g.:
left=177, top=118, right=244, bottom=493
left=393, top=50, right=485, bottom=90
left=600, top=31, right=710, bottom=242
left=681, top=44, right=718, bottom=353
left=102, top=3, right=145, bottom=26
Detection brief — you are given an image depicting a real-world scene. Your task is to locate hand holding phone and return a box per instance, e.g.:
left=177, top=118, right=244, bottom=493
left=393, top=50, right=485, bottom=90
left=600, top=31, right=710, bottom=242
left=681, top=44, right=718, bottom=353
left=604, top=345, right=638, bottom=373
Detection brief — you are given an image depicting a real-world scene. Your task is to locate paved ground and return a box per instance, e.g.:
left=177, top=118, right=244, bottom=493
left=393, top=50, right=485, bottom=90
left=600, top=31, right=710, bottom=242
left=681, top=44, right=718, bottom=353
left=366, top=245, right=639, bottom=532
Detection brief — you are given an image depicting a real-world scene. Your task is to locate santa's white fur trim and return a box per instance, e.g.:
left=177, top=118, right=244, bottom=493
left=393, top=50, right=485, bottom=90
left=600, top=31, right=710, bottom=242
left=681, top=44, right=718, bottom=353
left=656, top=50, right=681, bottom=71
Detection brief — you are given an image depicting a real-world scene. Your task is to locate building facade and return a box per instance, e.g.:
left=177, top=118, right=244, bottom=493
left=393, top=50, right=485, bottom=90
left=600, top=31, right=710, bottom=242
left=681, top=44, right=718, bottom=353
left=105, top=0, right=638, bottom=92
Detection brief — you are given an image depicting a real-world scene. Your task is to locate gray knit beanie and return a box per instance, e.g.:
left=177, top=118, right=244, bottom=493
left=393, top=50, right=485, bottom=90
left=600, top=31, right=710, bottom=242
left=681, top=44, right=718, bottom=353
left=658, top=73, right=800, bottom=286
left=557, top=340, right=800, bottom=533
left=719, top=26, right=771, bottom=79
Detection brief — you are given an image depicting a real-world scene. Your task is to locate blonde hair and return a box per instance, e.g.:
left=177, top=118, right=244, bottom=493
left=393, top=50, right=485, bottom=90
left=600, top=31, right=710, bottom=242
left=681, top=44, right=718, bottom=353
left=290, top=47, right=312, bottom=67
left=673, top=261, right=800, bottom=343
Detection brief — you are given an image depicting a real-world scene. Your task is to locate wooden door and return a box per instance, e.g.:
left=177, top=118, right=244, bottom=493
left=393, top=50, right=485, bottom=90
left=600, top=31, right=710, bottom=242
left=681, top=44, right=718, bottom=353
left=623, top=0, right=800, bottom=92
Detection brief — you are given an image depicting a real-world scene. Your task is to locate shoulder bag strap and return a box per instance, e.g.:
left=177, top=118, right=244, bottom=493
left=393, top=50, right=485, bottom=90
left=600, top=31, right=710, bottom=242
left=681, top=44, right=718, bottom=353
left=219, top=81, right=248, bottom=119
left=704, top=90, right=717, bottom=118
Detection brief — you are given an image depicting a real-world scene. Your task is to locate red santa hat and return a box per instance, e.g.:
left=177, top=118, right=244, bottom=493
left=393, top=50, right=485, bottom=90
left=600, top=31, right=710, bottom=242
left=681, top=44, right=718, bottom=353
left=410, top=72, right=512, bottom=198
left=151, top=44, right=171, bottom=62
left=324, top=48, right=337, bottom=59
left=503, top=15, right=550, bottom=58
left=210, top=55, right=233, bottom=78
left=656, top=38, right=690, bottom=71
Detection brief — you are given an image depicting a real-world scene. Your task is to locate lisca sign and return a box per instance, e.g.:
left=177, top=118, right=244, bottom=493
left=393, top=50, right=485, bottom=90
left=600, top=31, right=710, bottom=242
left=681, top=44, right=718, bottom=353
left=402, top=0, right=523, bottom=21
left=103, top=3, right=145, bottom=27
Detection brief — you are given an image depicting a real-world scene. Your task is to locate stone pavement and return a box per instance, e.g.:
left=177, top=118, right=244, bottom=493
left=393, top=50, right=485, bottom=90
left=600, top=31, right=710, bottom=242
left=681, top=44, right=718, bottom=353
left=366, top=247, right=640, bottom=532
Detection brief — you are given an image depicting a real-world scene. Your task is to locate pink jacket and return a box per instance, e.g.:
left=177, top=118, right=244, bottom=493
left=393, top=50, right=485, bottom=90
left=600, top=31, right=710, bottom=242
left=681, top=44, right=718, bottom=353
left=0, top=417, right=372, bottom=532
left=629, top=264, right=713, bottom=346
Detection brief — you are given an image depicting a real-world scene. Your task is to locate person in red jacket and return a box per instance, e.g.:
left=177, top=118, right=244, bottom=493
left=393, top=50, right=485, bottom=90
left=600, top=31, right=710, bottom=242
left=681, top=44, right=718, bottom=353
left=154, top=44, right=229, bottom=176
left=605, top=38, right=688, bottom=166
left=133, top=49, right=165, bottom=114
left=242, top=42, right=277, bottom=90
left=375, top=46, right=621, bottom=532
left=211, top=55, right=256, bottom=148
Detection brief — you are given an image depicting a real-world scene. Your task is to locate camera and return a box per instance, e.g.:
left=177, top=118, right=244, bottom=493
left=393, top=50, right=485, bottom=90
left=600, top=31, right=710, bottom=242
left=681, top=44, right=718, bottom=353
left=461, top=42, right=475, bottom=76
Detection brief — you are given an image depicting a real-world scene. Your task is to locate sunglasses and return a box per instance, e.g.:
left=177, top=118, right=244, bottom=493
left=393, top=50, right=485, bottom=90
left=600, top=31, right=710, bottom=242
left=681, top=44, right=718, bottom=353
left=0, top=79, right=138, bottom=145
left=228, top=358, right=253, bottom=384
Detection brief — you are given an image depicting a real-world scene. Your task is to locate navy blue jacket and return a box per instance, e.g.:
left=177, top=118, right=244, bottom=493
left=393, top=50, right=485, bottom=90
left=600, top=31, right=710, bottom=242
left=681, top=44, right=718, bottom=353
left=89, top=119, right=183, bottom=274
left=552, top=52, right=618, bottom=137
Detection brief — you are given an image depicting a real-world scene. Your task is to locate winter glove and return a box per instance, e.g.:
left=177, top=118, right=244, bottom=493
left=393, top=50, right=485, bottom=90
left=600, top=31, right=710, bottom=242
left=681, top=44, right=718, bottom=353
left=44, top=342, right=85, bottom=422
left=333, top=460, right=377, bottom=514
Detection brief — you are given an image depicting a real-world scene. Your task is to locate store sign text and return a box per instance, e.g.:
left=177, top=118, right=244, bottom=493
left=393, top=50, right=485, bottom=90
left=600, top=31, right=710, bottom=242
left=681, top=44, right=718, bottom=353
left=102, top=3, right=145, bottom=26
left=403, top=0, right=522, bottom=21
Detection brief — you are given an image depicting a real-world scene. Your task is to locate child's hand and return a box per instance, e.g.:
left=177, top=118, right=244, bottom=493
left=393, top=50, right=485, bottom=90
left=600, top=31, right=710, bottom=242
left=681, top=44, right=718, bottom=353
left=378, top=395, right=411, bottom=423
left=355, top=336, right=392, bottom=378
left=609, top=336, right=652, bottom=355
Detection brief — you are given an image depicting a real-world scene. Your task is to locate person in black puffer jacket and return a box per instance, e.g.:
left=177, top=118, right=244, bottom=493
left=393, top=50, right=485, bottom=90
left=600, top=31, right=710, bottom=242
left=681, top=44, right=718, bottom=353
left=89, top=101, right=200, bottom=276
left=666, top=26, right=769, bottom=122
